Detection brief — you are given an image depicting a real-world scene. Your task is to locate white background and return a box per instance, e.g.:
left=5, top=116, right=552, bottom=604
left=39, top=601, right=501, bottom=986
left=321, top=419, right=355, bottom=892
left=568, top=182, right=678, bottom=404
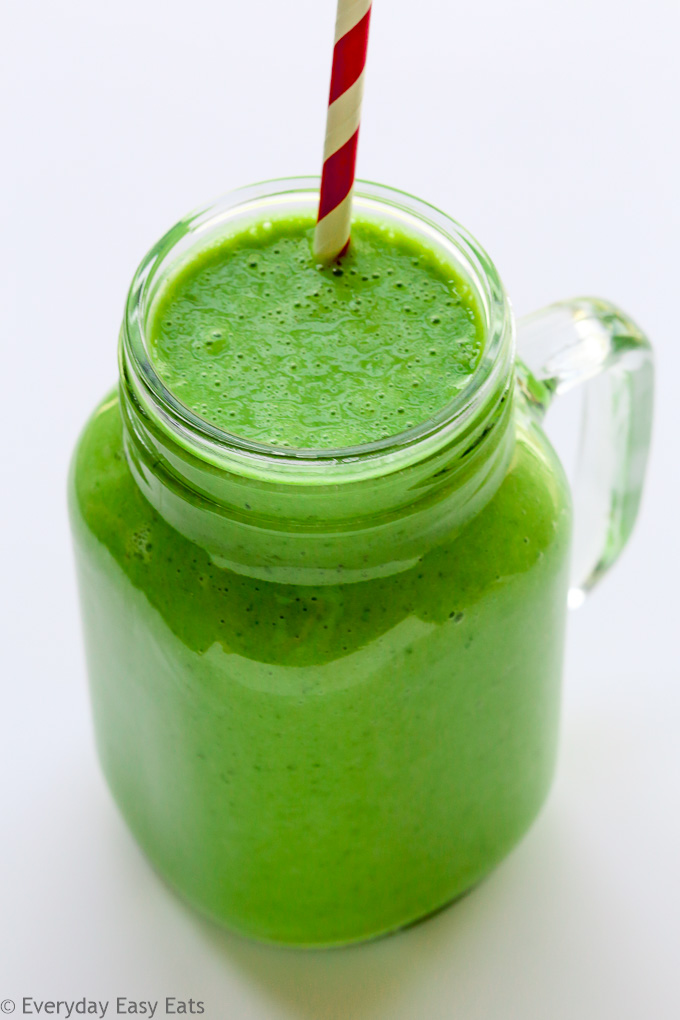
left=2, top=0, right=679, bottom=1016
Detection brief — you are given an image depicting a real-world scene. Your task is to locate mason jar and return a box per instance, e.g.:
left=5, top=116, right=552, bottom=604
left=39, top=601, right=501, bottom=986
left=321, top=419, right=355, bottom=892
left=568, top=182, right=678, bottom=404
left=69, top=179, right=654, bottom=946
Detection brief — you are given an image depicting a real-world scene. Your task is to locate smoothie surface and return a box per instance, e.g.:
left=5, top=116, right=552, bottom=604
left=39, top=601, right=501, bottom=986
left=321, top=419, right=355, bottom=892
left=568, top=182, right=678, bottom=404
left=148, top=216, right=483, bottom=448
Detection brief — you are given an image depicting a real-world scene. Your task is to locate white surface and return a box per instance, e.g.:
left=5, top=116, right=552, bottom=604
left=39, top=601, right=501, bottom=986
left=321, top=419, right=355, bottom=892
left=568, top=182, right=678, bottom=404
left=2, top=1, right=679, bottom=1016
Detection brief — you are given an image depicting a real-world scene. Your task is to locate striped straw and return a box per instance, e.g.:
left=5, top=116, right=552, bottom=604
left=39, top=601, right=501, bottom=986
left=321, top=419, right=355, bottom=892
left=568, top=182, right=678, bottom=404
left=314, top=0, right=373, bottom=261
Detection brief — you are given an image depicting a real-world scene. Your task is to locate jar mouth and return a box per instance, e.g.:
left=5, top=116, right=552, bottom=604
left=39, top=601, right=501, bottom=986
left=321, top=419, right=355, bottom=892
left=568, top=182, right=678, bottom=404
left=121, top=177, right=514, bottom=483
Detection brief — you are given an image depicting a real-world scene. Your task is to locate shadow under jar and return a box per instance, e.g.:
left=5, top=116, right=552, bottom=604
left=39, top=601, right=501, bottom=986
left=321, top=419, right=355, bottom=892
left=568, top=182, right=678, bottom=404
left=69, top=179, right=653, bottom=946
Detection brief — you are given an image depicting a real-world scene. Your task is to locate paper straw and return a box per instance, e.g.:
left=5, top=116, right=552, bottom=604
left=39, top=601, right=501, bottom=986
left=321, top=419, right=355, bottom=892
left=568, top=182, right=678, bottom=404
left=314, top=0, right=373, bottom=261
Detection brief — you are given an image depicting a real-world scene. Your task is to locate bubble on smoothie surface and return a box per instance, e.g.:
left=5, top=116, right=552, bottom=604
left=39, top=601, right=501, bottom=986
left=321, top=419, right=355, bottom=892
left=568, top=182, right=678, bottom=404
left=148, top=216, right=483, bottom=449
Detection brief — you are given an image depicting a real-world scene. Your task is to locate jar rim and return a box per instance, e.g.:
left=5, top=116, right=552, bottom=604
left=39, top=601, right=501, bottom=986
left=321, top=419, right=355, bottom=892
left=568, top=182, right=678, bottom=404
left=121, top=177, right=514, bottom=484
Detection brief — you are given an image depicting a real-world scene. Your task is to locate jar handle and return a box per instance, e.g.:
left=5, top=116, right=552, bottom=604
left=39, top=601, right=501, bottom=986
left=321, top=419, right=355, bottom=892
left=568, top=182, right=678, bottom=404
left=515, top=298, right=654, bottom=608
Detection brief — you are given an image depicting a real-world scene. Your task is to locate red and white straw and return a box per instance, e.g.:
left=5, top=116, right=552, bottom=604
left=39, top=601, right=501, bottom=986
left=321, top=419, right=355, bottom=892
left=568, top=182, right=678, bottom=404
left=314, top=0, right=372, bottom=261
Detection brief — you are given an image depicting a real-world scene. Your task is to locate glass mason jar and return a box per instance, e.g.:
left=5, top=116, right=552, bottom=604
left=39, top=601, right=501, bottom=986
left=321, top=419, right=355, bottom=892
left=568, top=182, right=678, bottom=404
left=68, top=179, right=654, bottom=946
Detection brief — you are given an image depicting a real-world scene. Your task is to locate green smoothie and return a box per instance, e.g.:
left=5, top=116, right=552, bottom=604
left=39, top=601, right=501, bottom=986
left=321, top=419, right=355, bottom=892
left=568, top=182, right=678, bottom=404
left=69, top=198, right=572, bottom=945
left=148, top=216, right=482, bottom=448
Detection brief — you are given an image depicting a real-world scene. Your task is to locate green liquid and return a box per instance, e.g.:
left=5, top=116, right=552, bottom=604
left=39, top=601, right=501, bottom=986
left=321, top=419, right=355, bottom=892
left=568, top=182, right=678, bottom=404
left=149, top=217, right=482, bottom=447
left=69, top=210, right=572, bottom=945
